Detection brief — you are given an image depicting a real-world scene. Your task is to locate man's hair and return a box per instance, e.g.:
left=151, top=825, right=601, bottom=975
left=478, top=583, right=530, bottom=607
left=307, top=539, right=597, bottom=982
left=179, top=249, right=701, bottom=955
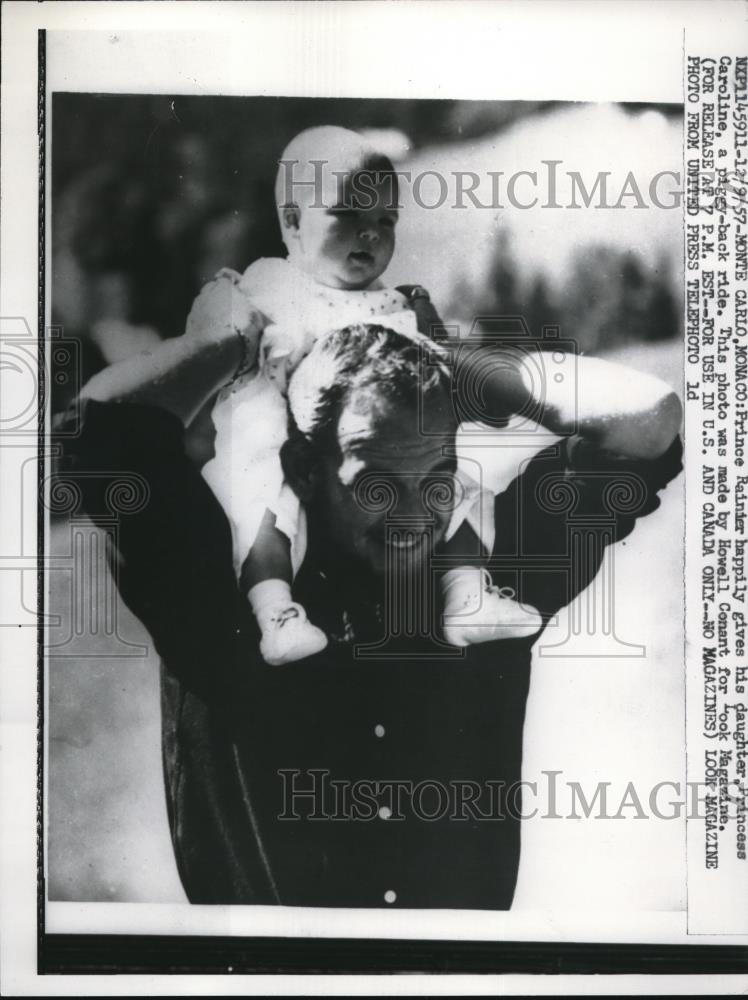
left=286, top=324, right=452, bottom=455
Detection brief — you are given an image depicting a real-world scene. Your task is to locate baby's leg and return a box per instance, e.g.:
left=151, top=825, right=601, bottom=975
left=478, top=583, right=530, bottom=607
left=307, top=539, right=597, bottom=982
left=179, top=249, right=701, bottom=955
left=240, top=508, right=294, bottom=592
left=441, top=520, right=542, bottom=646
left=242, top=509, right=327, bottom=666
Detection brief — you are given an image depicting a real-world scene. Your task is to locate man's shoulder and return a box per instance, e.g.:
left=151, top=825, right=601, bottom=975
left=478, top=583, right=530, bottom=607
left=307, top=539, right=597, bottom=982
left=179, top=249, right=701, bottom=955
left=54, top=397, right=186, bottom=462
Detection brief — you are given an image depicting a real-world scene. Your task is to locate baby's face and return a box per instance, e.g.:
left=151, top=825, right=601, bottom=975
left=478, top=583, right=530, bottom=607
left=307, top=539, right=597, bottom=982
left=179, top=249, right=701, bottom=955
left=292, top=174, right=398, bottom=290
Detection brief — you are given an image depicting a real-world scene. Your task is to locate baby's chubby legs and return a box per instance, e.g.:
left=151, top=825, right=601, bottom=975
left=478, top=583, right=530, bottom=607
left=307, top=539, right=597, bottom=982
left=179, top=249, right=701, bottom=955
left=440, top=520, right=542, bottom=646
left=242, top=509, right=327, bottom=666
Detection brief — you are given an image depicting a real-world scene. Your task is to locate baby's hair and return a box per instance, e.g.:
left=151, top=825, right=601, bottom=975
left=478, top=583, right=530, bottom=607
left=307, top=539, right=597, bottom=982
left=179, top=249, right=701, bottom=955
left=274, top=125, right=399, bottom=221
left=287, top=323, right=451, bottom=455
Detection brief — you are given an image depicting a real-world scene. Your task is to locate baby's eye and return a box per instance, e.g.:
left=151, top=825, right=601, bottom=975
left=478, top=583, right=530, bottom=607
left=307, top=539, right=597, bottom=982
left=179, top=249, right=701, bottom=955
left=379, top=216, right=396, bottom=228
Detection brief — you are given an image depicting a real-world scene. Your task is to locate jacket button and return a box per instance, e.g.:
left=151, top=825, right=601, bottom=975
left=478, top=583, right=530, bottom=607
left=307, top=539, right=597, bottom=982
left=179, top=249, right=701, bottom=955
left=374, top=724, right=385, bottom=738
left=384, top=889, right=397, bottom=904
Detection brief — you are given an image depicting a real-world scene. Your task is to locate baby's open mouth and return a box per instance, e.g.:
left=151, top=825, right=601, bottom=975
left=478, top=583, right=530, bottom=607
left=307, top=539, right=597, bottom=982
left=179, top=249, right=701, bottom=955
left=349, top=251, right=374, bottom=264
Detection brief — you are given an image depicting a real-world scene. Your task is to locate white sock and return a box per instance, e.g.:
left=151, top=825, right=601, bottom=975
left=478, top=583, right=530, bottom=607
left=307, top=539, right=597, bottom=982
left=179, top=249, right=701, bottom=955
left=248, top=578, right=294, bottom=628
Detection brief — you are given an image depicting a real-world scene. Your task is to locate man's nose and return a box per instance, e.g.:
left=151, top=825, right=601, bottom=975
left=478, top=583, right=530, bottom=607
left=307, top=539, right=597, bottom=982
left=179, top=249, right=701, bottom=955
left=391, top=483, right=433, bottom=524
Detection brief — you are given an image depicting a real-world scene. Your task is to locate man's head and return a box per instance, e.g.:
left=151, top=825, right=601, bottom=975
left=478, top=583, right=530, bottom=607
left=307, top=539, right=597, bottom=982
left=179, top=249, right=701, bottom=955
left=275, top=126, right=399, bottom=290
left=281, top=324, right=458, bottom=577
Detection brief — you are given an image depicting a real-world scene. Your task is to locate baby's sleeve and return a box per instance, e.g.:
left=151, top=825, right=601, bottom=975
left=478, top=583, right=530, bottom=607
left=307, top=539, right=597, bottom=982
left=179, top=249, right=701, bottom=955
left=237, top=257, right=291, bottom=320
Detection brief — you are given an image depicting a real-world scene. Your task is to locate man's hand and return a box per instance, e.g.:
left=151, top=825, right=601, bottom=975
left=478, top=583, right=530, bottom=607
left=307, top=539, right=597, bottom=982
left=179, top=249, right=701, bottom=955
left=186, top=271, right=264, bottom=370
left=77, top=272, right=265, bottom=426
left=541, top=353, right=683, bottom=460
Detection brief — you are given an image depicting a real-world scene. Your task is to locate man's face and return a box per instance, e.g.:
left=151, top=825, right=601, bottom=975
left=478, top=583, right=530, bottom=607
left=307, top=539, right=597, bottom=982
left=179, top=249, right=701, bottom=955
left=292, top=174, right=398, bottom=290
left=309, top=388, right=459, bottom=577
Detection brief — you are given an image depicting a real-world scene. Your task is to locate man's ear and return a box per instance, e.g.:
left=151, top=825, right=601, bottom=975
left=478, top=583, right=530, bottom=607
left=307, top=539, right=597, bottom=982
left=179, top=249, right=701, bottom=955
left=280, top=433, right=318, bottom=503
left=281, top=204, right=301, bottom=239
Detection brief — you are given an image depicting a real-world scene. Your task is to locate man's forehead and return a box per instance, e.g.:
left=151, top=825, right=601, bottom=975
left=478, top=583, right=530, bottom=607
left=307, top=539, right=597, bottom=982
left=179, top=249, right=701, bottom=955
left=337, top=394, right=457, bottom=458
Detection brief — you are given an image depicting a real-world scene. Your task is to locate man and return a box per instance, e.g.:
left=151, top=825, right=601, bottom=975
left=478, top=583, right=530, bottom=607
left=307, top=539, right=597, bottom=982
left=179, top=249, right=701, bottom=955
left=57, top=275, right=682, bottom=908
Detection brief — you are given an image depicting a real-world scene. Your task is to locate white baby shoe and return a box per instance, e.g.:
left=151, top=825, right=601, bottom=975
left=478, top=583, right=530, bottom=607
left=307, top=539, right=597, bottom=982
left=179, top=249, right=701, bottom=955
left=442, top=567, right=543, bottom=647
left=258, top=602, right=329, bottom=666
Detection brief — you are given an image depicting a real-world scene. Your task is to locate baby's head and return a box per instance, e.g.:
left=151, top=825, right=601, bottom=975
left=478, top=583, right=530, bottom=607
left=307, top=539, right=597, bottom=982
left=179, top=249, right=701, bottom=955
left=275, top=126, right=399, bottom=290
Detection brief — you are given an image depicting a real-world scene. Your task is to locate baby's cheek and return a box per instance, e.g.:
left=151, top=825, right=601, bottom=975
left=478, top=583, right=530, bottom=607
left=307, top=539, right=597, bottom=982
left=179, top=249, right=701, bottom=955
left=321, top=228, right=349, bottom=254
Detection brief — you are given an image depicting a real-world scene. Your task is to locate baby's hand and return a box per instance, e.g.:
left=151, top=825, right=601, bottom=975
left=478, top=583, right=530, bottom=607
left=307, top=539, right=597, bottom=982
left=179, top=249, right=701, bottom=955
left=186, top=271, right=265, bottom=369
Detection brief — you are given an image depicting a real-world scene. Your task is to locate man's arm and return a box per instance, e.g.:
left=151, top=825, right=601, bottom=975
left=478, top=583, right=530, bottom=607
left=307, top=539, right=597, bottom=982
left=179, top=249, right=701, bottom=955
left=59, top=277, right=266, bottom=705
left=397, top=288, right=681, bottom=460
left=460, top=346, right=683, bottom=460
left=79, top=276, right=262, bottom=424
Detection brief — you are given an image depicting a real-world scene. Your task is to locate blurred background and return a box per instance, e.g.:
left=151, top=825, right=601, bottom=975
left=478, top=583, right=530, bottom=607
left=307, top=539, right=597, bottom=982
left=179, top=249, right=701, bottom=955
left=51, top=94, right=683, bottom=408
left=48, top=96, right=685, bottom=908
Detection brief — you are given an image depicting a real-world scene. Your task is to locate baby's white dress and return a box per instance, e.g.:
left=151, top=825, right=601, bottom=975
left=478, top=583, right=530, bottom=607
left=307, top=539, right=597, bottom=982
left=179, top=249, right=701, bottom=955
left=202, top=258, right=493, bottom=578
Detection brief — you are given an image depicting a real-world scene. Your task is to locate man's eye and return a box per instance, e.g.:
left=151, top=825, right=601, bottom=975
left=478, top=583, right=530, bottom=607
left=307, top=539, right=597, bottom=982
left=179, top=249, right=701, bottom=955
left=353, top=472, right=399, bottom=513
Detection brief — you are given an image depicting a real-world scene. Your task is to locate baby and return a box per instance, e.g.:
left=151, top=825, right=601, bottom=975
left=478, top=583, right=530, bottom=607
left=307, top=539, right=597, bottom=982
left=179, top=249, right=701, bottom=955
left=202, top=126, right=542, bottom=665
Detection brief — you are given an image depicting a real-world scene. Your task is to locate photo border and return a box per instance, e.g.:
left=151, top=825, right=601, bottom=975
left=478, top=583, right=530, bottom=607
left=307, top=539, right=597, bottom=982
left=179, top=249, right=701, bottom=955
left=11, top=2, right=746, bottom=986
